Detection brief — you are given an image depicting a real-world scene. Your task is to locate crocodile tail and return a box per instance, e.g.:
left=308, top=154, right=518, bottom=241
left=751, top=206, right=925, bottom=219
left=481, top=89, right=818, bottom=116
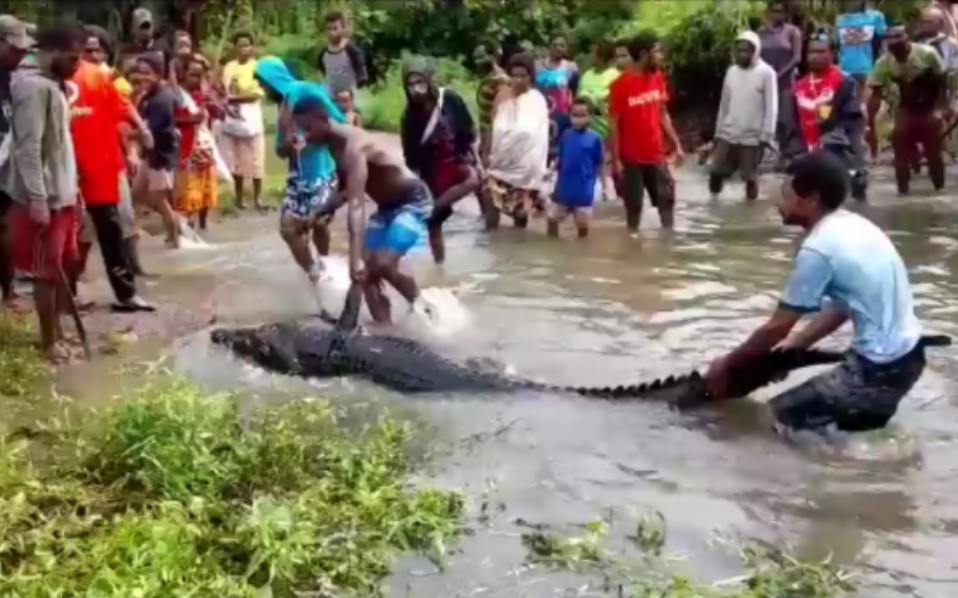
left=556, top=348, right=847, bottom=408
left=563, top=372, right=707, bottom=404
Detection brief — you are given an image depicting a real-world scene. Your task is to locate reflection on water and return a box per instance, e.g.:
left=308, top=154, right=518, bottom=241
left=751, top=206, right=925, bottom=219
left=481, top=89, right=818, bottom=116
left=163, top=163, right=958, bottom=597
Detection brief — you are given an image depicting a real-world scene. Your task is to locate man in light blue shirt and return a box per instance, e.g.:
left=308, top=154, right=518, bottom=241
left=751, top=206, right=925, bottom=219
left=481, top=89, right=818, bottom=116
left=707, top=151, right=930, bottom=433
left=836, top=2, right=887, bottom=85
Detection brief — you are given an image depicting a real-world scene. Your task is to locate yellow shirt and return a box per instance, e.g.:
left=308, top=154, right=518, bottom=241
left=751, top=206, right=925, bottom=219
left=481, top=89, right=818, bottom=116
left=114, top=75, right=132, bottom=98
left=223, top=58, right=264, bottom=98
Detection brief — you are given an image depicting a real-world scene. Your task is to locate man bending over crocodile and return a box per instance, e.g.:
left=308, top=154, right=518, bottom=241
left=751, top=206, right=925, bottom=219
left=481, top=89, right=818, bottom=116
left=706, top=150, right=937, bottom=435
left=293, top=95, right=435, bottom=329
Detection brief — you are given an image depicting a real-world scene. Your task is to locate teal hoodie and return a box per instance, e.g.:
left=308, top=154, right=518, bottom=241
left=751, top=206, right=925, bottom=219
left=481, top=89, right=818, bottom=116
left=255, top=57, right=345, bottom=183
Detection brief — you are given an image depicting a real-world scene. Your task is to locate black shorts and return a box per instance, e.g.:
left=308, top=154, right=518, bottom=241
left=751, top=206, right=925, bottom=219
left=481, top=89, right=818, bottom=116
left=770, top=343, right=926, bottom=433
left=710, top=139, right=761, bottom=182
left=427, top=205, right=453, bottom=231
left=618, top=162, right=675, bottom=210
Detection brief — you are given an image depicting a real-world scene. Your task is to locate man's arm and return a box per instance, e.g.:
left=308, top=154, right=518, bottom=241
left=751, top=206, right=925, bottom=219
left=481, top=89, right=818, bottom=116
left=11, top=83, right=48, bottom=205
left=348, top=42, right=369, bottom=88
left=107, top=76, right=153, bottom=148
left=342, top=139, right=369, bottom=277
left=781, top=309, right=850, bottom=350
left=661, top=106, right=683, bottom=163
left=722, top=307, right=804, bottom=372
left=778, top=24, right=803, bottom=78
left=593, top=133, right=605, bottom=170
left=708, top=248, right=833, bottom=396
left=275, top=101, right=295, bottom=159
left=714, top=70, right=731, bottom=140
left=761, top=65, right=779, bottom=144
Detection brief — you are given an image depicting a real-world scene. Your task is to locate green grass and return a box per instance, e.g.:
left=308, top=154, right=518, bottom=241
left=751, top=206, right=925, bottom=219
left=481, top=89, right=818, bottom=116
left=0, top=379, right=464, bottom=597
left=0, top=314, right=45, bottom=401
left=522, top=517, right=855, bottom=597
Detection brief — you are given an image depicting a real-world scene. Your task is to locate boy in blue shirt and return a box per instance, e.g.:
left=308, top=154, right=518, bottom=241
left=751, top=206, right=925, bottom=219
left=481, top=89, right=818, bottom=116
left=548, top=98, right=604, bottom=239
left=835, top=2, right=887, bottom=89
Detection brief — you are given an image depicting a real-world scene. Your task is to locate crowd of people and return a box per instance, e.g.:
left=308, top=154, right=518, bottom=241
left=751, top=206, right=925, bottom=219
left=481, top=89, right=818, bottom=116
left=0, top=0, right=951, bottom=436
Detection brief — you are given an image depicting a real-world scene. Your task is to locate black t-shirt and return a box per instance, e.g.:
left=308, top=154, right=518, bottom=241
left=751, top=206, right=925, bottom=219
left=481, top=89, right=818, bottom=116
left=138, top=86, right=180, bottom=170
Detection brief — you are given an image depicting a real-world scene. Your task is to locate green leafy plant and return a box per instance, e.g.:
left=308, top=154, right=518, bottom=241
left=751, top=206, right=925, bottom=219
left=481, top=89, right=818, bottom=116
left=0, top=379, right=464, bottom=597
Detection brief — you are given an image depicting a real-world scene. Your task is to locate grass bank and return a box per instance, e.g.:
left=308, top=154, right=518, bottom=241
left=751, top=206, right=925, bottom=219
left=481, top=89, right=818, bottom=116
left=0, top=374, right=464, bottom=596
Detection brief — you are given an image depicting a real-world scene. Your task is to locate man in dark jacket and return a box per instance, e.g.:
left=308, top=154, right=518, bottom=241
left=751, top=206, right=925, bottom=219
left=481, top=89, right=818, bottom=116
left=794, top=32, right=868, bottom=200
left=317, top=11, right=368, bottom=93
left=400, top=56, right=479, bottom=264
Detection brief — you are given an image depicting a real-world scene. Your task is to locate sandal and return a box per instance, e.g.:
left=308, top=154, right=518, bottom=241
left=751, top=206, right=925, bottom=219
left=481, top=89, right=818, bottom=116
left=111, top=296, right=157, bottom=313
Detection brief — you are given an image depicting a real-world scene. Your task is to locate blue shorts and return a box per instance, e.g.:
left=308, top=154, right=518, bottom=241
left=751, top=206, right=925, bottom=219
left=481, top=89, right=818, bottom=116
left=364, top=179, right=432, bottom=255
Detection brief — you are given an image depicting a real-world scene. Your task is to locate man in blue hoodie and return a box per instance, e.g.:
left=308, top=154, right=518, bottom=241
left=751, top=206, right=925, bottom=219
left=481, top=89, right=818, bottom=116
left=255, top=57, right=345, bottom=286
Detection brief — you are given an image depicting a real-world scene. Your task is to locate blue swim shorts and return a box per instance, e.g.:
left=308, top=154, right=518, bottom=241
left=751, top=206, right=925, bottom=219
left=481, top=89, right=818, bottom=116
left=364, top=178, right=433, bottom=255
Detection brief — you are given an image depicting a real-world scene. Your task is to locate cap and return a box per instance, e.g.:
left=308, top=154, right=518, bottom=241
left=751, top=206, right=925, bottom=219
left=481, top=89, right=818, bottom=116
left=0, top=15, right=35, bottom=51
left=132, top=7, right=153, bottom=29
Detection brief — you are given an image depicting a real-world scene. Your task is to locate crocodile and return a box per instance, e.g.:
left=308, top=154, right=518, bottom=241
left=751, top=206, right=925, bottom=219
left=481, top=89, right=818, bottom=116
left=210, top=319, right=847, bottom=409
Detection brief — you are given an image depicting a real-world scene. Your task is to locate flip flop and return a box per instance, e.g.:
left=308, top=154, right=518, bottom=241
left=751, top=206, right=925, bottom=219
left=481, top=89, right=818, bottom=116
left=111, top=297, right=157, bottom=313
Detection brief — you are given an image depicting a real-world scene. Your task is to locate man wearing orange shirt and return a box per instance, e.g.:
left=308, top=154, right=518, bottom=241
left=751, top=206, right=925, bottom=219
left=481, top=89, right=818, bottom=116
left=608, top=30, right=684, bottom=231
left=71, top=53, right=155, bottom=311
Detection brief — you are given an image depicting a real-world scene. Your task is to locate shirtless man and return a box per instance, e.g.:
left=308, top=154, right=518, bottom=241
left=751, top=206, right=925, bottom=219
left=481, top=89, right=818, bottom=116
left=292, top=95, right=434, bottom=329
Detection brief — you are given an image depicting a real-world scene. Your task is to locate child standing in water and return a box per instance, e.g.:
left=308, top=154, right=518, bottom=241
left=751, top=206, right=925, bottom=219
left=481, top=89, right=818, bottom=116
left=548, top=98, right=603, bottom=238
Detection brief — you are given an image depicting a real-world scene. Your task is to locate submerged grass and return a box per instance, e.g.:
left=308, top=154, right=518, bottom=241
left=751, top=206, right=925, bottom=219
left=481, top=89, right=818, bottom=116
left=522, top=518, right=855, bottom=598
left=0, top=379, right=464, bottom=597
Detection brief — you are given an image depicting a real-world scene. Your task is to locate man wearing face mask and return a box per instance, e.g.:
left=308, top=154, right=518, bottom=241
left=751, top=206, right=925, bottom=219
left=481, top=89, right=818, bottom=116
left=706, top=151, right=933, bottom=435
left=710, top=31, right=778, bottom=201
left=867, top=24, right=948, bottom=195
left=8, top=22, right=85, bottom=363
left=400, top=56, right=479, bottom=264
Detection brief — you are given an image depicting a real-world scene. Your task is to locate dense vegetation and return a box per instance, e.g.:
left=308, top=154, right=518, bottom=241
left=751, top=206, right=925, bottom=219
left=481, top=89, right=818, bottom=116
left=0, top=375, right=465, bottom=596
left=0, top=0, right=932, bottom=138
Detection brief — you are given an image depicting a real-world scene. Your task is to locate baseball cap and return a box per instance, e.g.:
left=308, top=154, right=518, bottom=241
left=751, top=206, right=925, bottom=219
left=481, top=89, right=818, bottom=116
left=0, top=15, right=36, bottom=51
left=132, top=7, right=153, bottom=29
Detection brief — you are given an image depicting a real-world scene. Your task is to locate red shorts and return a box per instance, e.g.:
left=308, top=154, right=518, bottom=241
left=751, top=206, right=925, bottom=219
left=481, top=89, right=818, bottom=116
left=10, top=203, right=79, bottom=282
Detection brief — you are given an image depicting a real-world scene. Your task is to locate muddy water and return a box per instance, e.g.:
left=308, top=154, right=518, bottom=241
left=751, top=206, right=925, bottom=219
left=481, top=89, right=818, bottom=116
left=110, top=143, right=958, bottom=597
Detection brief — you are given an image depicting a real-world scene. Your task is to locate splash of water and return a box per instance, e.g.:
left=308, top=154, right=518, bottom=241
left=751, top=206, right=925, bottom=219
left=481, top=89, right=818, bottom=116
left=312, top=255, right=472, bottom=338
left=177, top=216, right=214, bottom=251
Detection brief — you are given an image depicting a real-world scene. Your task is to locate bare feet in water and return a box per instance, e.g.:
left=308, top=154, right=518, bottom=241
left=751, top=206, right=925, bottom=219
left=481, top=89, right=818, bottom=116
left=43, top=342, right=83, bottom=365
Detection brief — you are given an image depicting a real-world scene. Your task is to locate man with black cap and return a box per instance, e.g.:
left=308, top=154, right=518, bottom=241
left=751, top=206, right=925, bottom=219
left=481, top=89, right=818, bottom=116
left=0, top=14, right=34, bottom=307
left=121, top=7, right=164, bottom=68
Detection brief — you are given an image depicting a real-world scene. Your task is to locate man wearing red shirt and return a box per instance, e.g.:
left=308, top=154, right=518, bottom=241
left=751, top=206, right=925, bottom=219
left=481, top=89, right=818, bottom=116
left=793, top=33, right=868, bottom=200
left=71, top=51, right=155, bottom=311
left=609, top=31, right=684, bottom=231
